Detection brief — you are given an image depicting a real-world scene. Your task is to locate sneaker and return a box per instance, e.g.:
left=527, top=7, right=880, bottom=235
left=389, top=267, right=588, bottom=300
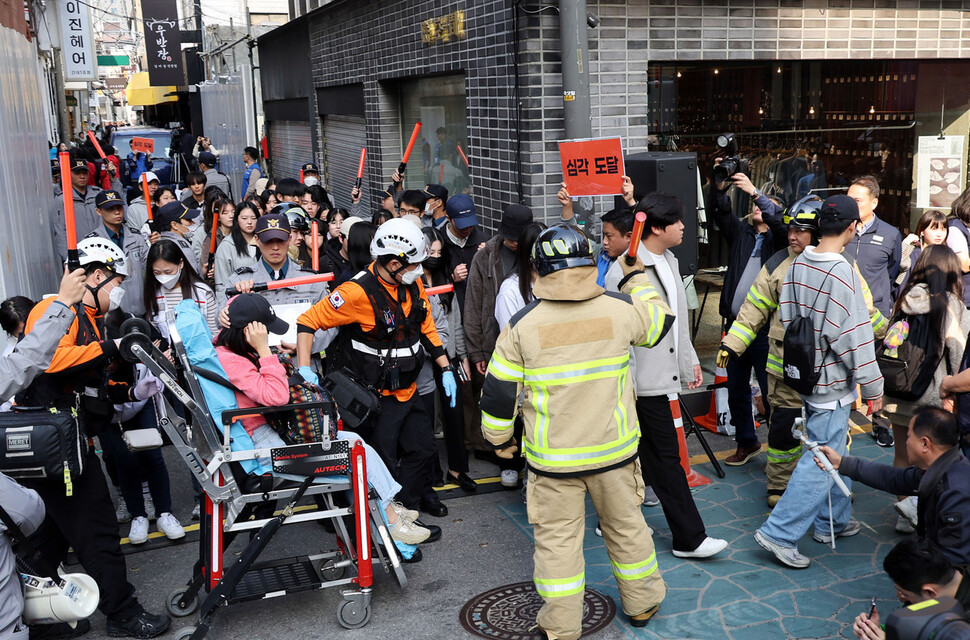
left=29, top=619, right=91, bottom=639
left=142, top=484, right=156, bottom=520
left=767, top=494, right=782, bottom=508
left=501, top=469, right=519, bottom=488
left=389, top=500, right=420, bottom=522
left=128, top=516, right=149, bottom=545
left=156, top=513, right=185, bottom=540
left=105, top=610, right=171, bottom=638
left=754, top=530, right=810, bottom=569
left=116, top=503, right=132, bottom=524
left=894, top=496, right=918, bottom=529
left=642, top=485, right=660, bottom=507
left=872, top=425, right=894, bottom=448
left=191, top=504, right=201, bottom=521
left=813, top=519, right=862, bottom=544
left=724, top=444, right=763, bottom=466
left=672, top=536, right=728, bottom=559
left=895, top=514, right=916, bottom=534
left=388, top=516, right=431, bottom=545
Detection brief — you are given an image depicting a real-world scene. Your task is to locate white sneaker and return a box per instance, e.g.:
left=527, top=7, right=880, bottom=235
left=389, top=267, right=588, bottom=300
left=894, top=496, right=918, bottom=529
left=116, top=503, right=132, bottom=524
left=142, top=483, right=156, bottom=520
left=895, top=514, right=916, bottom=534
left=673, top=536, right=728, bottom=559
left=389, top=500, right=419, bottom=522
left=642, top=486, right=660, bottom=507
left=754, top=530, right=810, bottom=569
left=501, top=470, right=519, bottom=488
left=388, top=517, right=430, bottom=545
left=157, top=512, right=186, bottom=540
left=128, top=516, right=149, bottom=545
left=191, top=504, right=201, bottom=521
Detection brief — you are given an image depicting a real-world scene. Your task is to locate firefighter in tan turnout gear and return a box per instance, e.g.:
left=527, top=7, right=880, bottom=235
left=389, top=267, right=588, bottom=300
left=479, top=224, right=674, bottom=638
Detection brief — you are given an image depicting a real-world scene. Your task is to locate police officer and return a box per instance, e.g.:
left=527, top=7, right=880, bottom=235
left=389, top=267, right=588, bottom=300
left=86, top=189, right=149, bottom=316
left=480, top=224, right=672, bottom=637
left=295, top=219, right=458, bottom=519
left=153, top=200, right=203, bottom=277
left=51, top=157, right=122, bottom=261
left=16, top=238, right=171, bottom=638
left=301, top=162, right=321, bottom=188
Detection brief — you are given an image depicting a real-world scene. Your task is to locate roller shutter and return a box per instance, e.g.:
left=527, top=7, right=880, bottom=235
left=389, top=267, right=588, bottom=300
left=268, top=120, right=312, bottom=182
left=323, top=115, right=366, bottom=210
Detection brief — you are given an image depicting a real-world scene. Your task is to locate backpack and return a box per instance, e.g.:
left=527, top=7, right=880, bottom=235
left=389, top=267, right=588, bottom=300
left=782, top=263, right=839, bottom=396
left=876, top=314, right=944, bottom=401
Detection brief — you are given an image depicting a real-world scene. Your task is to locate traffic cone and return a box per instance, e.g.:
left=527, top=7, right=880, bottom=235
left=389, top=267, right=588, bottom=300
left=669, top=394, right=711, bottom=487
left=694, top=363, right=728, bottom=434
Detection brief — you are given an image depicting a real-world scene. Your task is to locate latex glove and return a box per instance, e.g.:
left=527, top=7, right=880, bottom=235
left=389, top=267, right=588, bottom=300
left=133, top=373, right=163, bottom=400
left=442, top=370, right=457, bottom=408
left=298, top=365, right=319, bottom=386
left=716, top=348, right=733, bottom=369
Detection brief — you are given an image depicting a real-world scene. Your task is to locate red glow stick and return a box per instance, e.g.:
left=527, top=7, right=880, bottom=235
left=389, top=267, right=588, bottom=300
left=457, top=143, right=469, bottom=168
left=141, top=173, right=154, bottom=222
left=226, top=272, right=335, bottom=297
left=626, top=211, right=647, bottom=264
left=86, top=131, right=106, bottom=160
left=209, top=207, right=220, bottom=255
left=401, top=123, right=421, bottom=164
left=355, top=148, right=367, bottom=191
left=311, top=221, right=320, bottom=272
left=59, top=152, right=80, bottom=271
left=425, top=284, right=454, bottom=296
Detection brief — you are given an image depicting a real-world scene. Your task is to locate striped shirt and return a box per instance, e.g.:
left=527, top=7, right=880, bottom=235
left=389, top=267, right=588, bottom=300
left=152, top=283, right=219, bottom=338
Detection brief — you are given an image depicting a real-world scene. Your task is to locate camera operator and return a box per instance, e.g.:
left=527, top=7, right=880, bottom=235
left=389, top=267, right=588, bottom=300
left=711, top=159, right=788, bottom=466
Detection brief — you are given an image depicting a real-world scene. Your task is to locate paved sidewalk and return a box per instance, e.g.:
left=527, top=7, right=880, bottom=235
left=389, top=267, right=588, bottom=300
left=500, top=431, right=903, bottom=639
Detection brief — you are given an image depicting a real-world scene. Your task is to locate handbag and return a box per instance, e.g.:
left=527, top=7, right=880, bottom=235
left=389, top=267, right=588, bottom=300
left=0, top=406, right=86, bottom=494
left=322, top=368, right=381, bottom=432
left=122, top=428, right=164, bottom=452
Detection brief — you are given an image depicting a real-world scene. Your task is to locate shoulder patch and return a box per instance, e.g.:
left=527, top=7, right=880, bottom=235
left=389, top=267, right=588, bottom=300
left=234, top=266, right=255, bottom=275
left=328, top=291, right=345, bottom=309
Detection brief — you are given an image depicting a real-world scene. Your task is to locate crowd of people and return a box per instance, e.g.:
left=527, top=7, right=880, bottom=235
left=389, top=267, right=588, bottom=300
left=1, top=131, right=970, bottom=640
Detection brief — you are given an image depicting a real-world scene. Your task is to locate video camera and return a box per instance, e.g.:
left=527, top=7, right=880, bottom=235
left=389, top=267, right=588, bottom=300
left=887, top=596, right=970, bottom=640
left=712, top=133, right=749, bottom=184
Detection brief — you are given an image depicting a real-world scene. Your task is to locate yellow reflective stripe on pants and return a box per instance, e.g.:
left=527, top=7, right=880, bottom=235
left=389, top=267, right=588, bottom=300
left=767, top=353, right=783, bottom=375
left=524, top=429, right=639, bottom=468
left=482, top=410, right=514, bottom=432
left=766, top=446, right=801, bottom=463
left=611, top=552, right=658, bottom=581
left=535, top=573, right=585, bottom=598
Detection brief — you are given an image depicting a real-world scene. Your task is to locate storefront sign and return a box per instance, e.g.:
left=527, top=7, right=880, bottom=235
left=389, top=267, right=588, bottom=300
left=59, top=0, right=97, bottom=81
left=141, top=0, right=183, bottom=86
left=421, top=10, right=465, bottom=45
left=916, top=135, right=965, bottom=209
left=131, top=137, right=155, bottom=154
left=558, top=137, right=625, bottom=197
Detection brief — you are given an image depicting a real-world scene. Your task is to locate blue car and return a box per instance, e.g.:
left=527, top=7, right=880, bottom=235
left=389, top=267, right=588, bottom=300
left=109, top=127, right=176, bottom=192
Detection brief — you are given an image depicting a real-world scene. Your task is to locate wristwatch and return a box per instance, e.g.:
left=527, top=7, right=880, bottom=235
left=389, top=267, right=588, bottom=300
left=753, top=188, right=763, bottom=199
left=441, top=365, right=453, bottom=373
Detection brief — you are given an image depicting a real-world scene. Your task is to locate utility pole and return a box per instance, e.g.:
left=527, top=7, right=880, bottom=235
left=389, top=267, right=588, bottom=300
left=559, top=0, right=594, bottom=230
left=51, top=49, right=71, bottom=143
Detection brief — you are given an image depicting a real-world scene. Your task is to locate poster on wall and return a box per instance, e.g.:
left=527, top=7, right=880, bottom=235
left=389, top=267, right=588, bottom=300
left=141, top=0, right=184, bottom=86
left=916, top=135, right=965, bottom=209
left=59, top=0, right=97, bottom=81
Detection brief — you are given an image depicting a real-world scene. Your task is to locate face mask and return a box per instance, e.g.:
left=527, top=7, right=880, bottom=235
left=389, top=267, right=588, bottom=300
left=108, top=285, right=126, bottom=312
left=423, top=257, right=441, bottom=271
left=182, top=223, right=197, bottom=241
left=424, top=203, right=433, bottom=215
left=303, top=176, right=319, bottom=187
left=156, top=270, right=181, bottom=290
left=400, top=264, right=423, bottom=285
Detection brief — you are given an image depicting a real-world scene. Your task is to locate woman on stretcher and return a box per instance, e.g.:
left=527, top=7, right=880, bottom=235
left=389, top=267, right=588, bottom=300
left=214, top=293, right=431, bottom=546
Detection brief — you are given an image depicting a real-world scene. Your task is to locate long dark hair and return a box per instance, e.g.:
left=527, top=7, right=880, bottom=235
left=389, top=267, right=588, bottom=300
left=515, top=222, right=546, bottom=304
left=951, top=187, right=970, bottom=227
left=347, top=222, right=377, bottom=273
left=214, top=326, right=259, bottom=367
left=371, top=210, right=392, bottom=226
left=203, top=193, right=231, bottom=236
left=304, top=185, right=330, bottom=219
left=144, top=240, right=210, bottom=316
left=421, top=226, right=454, bottom=310
left=230, top=201, right=261, bottom=259
left=892, top=244, right=964, bottom=352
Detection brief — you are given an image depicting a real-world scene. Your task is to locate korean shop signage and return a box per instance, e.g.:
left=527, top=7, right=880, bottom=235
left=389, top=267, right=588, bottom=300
left=59, top=0, right=97, bottom=81
left=141, top=0, right=184, bottom=85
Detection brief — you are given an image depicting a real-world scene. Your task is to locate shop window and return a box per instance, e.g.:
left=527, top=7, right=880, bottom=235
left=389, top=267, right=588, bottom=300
left=398, top=74, right=470, bottom=197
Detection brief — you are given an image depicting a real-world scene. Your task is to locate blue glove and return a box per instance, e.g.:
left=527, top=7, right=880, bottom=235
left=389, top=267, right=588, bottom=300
left=441, top=370, right=457, bottom=408
left=298, top=365, right=319, bottom=386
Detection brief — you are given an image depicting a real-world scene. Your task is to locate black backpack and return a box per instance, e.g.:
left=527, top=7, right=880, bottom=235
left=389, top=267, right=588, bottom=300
left=783, top=263, right=838, bottom=395
left=955, top=342, right=970, bottom=434
left=877, top=313, right=944, bottom=401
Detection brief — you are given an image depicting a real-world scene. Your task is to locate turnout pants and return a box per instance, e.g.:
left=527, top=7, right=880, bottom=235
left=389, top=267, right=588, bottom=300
left=765, top=376, right=803, bottom=499
left=368, top=394, right=436, bottom=508
left=527, top=461, right=666, bottom=640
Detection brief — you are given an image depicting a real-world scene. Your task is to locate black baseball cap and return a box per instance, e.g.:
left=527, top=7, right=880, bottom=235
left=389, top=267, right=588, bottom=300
left=198, top=151, right=217, bottom=167
left=227, top=293, right=288, bottom=334
left=423, top=184, right=449, bottom=203
left=69, top=158, right=88, bottom=172
left=156, top=201, right=200, bottom=228
left=301, top=163, right=319, bottom=173
left=254, top=213, right=291, bottom=243
left=499, top=204, right=534, bottom=240
left=95, top=190, right=124, bottom=209
left=820, top=194, right=860, bottom=223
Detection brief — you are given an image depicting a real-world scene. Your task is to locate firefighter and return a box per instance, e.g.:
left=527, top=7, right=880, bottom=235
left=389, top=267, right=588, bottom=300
left=479, top=224, right=673, bottom=638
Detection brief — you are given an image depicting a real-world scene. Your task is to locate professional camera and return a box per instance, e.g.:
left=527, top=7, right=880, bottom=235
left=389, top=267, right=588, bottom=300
left=886, top=596, right=970, bottom=640
left=712, top=133, right=749, bottom=183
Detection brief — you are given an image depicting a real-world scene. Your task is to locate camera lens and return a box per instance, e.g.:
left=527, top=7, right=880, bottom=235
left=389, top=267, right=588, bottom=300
left=713, top=158, right=738, bottom=183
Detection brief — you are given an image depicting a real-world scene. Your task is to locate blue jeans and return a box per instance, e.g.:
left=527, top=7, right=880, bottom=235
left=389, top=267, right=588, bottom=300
left=757, top=402, right=853, bottom=548
left=726, top=329, right=770, bottom=449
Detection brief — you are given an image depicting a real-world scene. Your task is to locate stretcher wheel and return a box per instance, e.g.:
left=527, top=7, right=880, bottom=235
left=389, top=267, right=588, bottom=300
left=319, top=559, right=347, bottom=581
left=166, top=588, right=201, bottom=617
left=336, top=599, right=371, bottom=629
left=174, top=626, right=198, bottom=640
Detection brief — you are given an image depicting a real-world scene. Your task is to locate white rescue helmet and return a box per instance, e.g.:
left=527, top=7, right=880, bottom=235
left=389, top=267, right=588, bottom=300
left=370, top=218, right=428, bottom=265
left=75, top=237, right=128, bottom=277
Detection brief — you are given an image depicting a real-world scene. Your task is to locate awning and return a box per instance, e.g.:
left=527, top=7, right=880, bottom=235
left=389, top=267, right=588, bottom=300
left=124, top=72, right=178, bottom=106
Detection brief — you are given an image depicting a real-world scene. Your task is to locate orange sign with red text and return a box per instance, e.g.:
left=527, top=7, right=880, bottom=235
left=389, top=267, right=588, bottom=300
left=131, top=137, right=155, bottom=155
left=558, top=137, right=625, bottom=197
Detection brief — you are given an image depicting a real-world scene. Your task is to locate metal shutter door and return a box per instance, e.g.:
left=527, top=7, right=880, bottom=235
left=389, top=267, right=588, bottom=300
left=323, top=115, right=366, bottom=210
left=268, top=120, right=312, bottom=182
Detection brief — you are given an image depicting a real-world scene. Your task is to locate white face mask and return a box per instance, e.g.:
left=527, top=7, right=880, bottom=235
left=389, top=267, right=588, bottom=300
left=424, top=203, right=433, bottom=215
left=156, top=270, right=181, bottom=290
left=107, top=285, right=126, bottom=311
left=400, top=264, right=423, bottom=285
left=303, top=176, right=319, bottom=187
left=182, top=222, right=197, bottom=242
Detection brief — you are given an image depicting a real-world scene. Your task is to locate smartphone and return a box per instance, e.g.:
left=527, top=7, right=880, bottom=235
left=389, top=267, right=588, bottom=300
left=868, top=596, right=877, bottom=619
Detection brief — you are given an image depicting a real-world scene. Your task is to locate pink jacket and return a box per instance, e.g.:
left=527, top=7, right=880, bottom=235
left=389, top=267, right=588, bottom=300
left=214, top=346, right=290, bottom=436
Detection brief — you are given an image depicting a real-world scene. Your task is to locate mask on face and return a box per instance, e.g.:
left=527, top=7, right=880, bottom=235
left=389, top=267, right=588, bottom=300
left=423, top=257, right=441, bottom=271
left=400, top=264, right=423, bottom=285
left=108, top=285, right=126, bottom=312
left=182, top=222, right=197, bottom=242
left=424, top=203, right=433, bottom=215
left=303, top=177, right=319, bottom=187
left=156, top=270, right=181, bottom=290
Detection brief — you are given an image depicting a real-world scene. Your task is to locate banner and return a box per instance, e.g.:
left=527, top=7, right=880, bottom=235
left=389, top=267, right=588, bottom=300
left=558, top=137, right=625, bottom=197
left=131, top=137, right=155, bottom=154
left=141, top=0, right=184, bottom=86
left=59, top=0, right=97, bottom=81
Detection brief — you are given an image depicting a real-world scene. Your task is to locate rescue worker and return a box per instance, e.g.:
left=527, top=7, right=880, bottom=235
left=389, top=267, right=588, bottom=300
left=86, top=189, right=149, bottom=316
left=480, top=224, right=672, bottom=638
left=16, top=238, right=171, bottom=638
left=295, top=219, right=458, bottom=519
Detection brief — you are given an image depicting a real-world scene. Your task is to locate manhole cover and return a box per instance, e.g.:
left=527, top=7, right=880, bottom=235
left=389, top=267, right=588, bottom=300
left=459, top=581, right=616, bottom=639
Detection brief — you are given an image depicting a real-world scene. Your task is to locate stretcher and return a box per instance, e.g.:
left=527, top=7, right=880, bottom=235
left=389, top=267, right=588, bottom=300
left=117, top=303, right=406, bottom=639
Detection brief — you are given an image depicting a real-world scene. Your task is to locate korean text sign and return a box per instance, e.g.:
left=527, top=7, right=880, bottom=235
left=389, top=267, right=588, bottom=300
left=141, top=0, right=184, bottom=86
left=59, top=0, right=97, bottom=81
left=131, top=137, right=155, bottom=154
left=558, top=138, right=625, bottom=197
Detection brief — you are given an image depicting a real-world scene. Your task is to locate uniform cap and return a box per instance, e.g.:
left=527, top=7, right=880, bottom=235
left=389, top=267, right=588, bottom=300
left=95, top=190, right=124, bottom=209
left=254, top=213, right=291, bottom=243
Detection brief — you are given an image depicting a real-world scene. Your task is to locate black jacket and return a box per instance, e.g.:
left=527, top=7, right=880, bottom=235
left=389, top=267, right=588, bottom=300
left=711, top=189, right=787, bottom=323
left=843, top=215, right=901, bottom=318
left=840, top=447, right=970, bottom=566
left=442, top=226, right=491, bottom=310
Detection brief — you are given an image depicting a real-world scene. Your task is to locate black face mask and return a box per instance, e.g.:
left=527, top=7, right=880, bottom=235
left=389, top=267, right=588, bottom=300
left=424, top=257, right=442, bottom=271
